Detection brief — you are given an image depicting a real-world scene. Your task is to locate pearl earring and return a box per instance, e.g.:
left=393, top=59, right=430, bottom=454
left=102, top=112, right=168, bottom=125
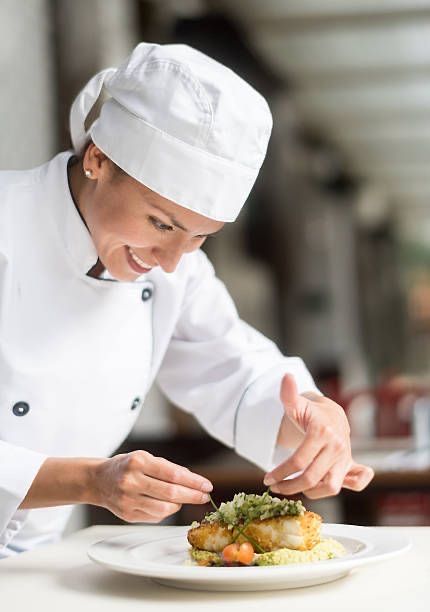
left=84, top=169, right=93, bottom=178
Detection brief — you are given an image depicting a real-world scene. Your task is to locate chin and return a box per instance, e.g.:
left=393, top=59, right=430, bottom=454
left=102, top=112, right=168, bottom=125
left=104, top=264, right=135, bottom=282
left=115, top=271, right=137, bottom=282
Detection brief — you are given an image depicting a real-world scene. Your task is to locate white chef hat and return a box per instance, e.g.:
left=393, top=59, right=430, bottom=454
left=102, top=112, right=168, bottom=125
left=69, top=42, right=272, bottom=222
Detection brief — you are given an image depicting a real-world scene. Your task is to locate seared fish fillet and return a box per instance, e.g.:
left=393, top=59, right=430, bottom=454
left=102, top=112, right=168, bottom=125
left=187, top=511, right=321, bottom=553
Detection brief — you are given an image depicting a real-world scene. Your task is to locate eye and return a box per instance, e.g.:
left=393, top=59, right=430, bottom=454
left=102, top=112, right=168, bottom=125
left=149, top=216, right=173, bottom=232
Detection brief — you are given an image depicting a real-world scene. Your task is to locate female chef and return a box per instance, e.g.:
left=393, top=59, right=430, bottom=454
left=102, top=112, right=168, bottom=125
left=0, top=42, right=373, bottom=557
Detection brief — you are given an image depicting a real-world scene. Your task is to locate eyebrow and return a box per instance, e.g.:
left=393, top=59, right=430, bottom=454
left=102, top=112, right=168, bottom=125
left=149, top=202, right=222, bottom=237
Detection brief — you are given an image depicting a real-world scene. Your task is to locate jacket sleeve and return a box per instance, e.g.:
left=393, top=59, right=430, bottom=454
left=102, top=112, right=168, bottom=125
left=0, top=441, right=47, bottom=551
left=156, top=250, right=320, bottom=472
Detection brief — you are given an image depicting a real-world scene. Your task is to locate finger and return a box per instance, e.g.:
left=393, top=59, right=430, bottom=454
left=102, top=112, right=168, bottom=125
left=140, top=473, right=211, bottom=505
left=141, top=453, right=213, bottom=493
left=264, top=425, right=325, bottom=486
left=135, top=494, right=182, bottom=519
left=120, top=510, right=161, bottom=524
left=117, top=495, right=182, bottom=524
left=342, top=462, right=374, bottom=491
left=269, top=444, right=339, bottom=496
left=302, top=459, right=350, bottom=499
left=127, top=509, right=176, bottom=524
left=131, top=514, right=160, bottom=524
left=303, top=462, right=374, bottom=499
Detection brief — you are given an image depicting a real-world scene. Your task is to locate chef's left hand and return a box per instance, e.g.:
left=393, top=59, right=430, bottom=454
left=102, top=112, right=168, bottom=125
left=264, top=374, right=374, bottom=499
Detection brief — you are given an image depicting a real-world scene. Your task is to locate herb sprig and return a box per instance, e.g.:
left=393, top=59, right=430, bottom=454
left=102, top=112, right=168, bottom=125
left=208, top=493, right=265, bottom=554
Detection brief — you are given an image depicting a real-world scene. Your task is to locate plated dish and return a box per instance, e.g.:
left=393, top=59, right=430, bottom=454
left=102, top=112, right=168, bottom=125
left=88, top=492, right=411, bottom=591
left=187, top=492, right=345, bottom=567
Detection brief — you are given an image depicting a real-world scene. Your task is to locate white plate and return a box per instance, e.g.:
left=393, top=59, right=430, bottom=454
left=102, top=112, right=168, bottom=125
left=88, top=524, right=410, bottom=592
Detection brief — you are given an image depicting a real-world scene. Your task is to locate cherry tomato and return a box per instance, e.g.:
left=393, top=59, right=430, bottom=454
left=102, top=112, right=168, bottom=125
left=237, top=542, right=254, bottom=565
left=221, top=543, right=239, bottom=564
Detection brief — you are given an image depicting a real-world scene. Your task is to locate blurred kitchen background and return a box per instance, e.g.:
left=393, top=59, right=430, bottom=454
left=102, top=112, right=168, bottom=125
left=1, top=0, right=430, bottom=529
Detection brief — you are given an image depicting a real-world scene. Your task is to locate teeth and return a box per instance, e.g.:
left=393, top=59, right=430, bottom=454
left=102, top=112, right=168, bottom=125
left=128, top=247, right=152, bottom=270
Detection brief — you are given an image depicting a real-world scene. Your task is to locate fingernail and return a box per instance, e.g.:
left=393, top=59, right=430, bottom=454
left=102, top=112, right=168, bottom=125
left=270, top=486, right=280, bottom=494
left=202, top=493, right=211, bottom=503
left=264, top=475, right=275, bottom=486
left=201, top=481, right=213, bottom=493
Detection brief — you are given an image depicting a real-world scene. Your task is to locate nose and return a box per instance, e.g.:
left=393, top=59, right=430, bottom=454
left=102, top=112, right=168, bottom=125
left=154, top=243, right=185, bottom=273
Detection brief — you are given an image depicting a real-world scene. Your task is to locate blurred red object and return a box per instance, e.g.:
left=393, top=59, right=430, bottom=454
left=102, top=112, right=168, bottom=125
left=328, top=379, right=430, bottom=438
left=376, top=492, right=430, bottom=526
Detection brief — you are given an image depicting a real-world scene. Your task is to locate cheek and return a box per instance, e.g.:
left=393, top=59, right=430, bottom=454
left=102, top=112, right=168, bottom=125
left=180, top=240, right=201, bottom=255
left=100, top=214, right=150, bottom=249
left=188, top=238, right=206, bottom=252
left=89, top=192, right=148, bottom=245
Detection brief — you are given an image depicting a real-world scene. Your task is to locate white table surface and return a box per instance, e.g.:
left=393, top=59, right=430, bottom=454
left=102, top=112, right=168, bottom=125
left=0, top=525, right=428, bottom=612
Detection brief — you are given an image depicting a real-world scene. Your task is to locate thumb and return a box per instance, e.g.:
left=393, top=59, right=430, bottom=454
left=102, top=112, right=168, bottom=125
left=280, top=374, right=314, bottom=429
left=280, top=374, right=299, bottom=410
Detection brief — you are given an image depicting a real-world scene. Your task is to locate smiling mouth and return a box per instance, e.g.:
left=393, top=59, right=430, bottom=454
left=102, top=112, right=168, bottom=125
left=126, top=246, right=153, bottom=273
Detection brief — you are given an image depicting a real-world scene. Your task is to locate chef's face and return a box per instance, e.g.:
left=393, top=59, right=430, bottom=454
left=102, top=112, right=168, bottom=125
left=75, top=145, right=224, bottom=281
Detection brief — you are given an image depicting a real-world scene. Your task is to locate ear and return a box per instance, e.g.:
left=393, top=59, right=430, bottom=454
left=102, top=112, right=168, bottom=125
left=83, top=143, right=109, bottom=178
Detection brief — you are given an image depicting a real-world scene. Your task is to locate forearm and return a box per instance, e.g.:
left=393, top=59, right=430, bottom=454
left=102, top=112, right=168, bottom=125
left=19, top=456, right=104, bottom=509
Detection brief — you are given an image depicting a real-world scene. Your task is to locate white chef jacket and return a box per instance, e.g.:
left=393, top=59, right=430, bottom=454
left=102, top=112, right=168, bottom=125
left=0, top=152, right=319, bottom=557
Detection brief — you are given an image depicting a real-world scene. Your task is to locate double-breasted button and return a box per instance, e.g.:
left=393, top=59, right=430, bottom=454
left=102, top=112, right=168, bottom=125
left=141, top=287, right=153, bottom=302
left=131, top=397, right=142, bottom=411
left=12, top=401, right=30, bottom=417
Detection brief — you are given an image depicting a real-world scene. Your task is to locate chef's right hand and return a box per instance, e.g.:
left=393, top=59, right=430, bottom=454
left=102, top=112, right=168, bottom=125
left=91, top=450, right=213, bottom=523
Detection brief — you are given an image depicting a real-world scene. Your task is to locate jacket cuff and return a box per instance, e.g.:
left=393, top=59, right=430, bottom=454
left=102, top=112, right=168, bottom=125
left=234, top=359, right=320, bottom=472
left=0, top=442, right=48, bottom=546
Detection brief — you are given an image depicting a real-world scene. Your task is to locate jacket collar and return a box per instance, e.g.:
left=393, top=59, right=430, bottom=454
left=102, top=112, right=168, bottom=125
left=47, top=151, right=99, bottom=274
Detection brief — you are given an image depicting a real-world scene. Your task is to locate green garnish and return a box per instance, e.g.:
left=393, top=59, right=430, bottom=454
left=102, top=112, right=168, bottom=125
left=203, top=491, right=305, bottom=529
left=204, top=493, right=265, bottom=553
left=194, top=490, right=304, bottom=556
left=208, top=493, right=219, bottom=513
left=232, top=522, right=265, bottom=554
